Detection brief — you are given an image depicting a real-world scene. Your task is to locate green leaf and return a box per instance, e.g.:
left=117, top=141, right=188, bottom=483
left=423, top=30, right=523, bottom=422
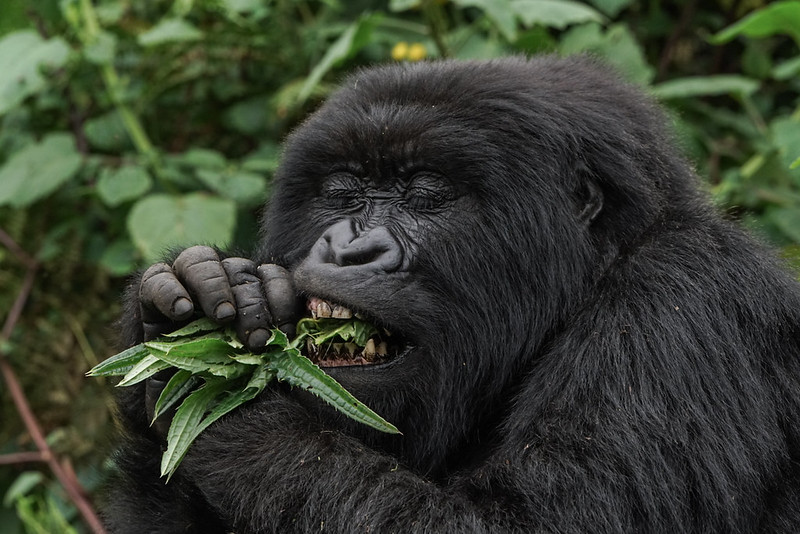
left=127, top=193, right=236, bottom=263
left=97, top=165, right=152, bottom=207
left=651, top=75, right=760, bottom=100
left=177, top=148, right=228, bottom=170
left=586, top=0, right=633, bottom=17
left=270, top=350, right=399, bottom=434
left=87, top=343, right=150, bottom=377
left=773, top=56, right=800, bottom=80
left=0, top=133, right=82, bottom=207
left=768, top=207, right=800, bottom=244
left=453, top=0, right=517, bottom=42
left=558, top=23, right=653, bottom=85
left=99, top=238, right=138, bottom=276
left=160, top=380, right=229, bottom=479
left=145, top=338, right=236, bottom=373
left=138, top=18, right=204, bottom=47
left=84, top=110, right=132, bottom=152
left=0, top=31, right=70, bottom=115
left=770, top=116, right=800, bottom=173
left=711, top=1, right=800, bottom=45
left=118, top=353, right=173, bottom=387
left=162, top=317, right=221, bottom=338
left=196, top=169, right=267, bottom=206
left=153, top=369, right=201, bottom=421
left=510, top=0, right=604, bottom=29
left=296, top=318, right=379, bottom=347
left=298, top=13, right=382, bottom=103
left=84, top=30, right=117, bottom=65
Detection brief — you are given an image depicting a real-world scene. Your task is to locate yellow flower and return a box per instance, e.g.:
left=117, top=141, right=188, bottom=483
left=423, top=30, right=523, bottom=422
left=407, top=43, right=426, bottom=61
left=391, top=42, right=409, bottom=61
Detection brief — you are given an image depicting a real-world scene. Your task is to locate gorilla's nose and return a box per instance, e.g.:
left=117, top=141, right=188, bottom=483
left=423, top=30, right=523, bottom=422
left=311, top=219, right=404, bottom=273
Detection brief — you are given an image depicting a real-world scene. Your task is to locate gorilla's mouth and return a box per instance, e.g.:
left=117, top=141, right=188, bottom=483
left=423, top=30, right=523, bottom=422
left=301, top=296, right=404, bottom=368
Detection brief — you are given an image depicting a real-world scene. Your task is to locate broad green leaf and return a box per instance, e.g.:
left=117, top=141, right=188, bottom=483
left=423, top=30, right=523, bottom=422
left=0, top=133, right=82, bottom=207
left=770, top=116, right=800, bottom=173
left=586, top=0, right=633, bottom=18
left=87, top=343, right=150, bottom=377
left=196, top=169, right=267, bottom=206
left=161, top=380, right=229, bottom=479
left=558, top=23, right=653, bottom=85
left=454, top=0, right=517, bottom=42
left=711, top=1, right=800, bottom=45
left=97, top=165, right=152, bottom=207
left=298, top=13, right=382, bottom=103
left=127, top=193, right=236, bottom=263
left=0, top=31, right=70, bottom=115
left=118, top=354, right=173, bottom=387
left=773, top=56, right=800, bottom=80
left=84, top=30, right=117, bottom=65
left=153, top=369, right=201, bottom=421
left=177, top=148, right=228, bottom=170
left=651, top=75, right=760, bottom=100
left=768, top=207, right=800, bottom=244
left=511, top=0, right=604, bottom=29
left=270, top=350, right=399, bottom=434
left=99, top=238, right=138, bottom=276
left=138, top=18, right=203, bottom=47
left=84, top=110, right=132, bottom=152
left=296, top=318, right=379, bottom=346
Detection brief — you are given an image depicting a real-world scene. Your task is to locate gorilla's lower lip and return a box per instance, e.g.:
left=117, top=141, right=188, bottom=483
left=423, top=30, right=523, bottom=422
left=302, top=296, right=405, bottom=368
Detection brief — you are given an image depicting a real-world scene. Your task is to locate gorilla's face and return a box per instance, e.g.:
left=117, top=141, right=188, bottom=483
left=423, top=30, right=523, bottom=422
left=259, top=60, right=620, bottom=461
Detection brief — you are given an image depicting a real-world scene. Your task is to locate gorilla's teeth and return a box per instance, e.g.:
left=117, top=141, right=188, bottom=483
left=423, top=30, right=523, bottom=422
left=377, top=342, right=387, bottom=356
left=363, top=339, right=376, bottom=360
left=344, top=342, right=358, bottom=356
left=331, top=305, right=353, bottom=319
left=332, top=342, right=343, bottom=355
left=316, top=301, right=332, bottom=318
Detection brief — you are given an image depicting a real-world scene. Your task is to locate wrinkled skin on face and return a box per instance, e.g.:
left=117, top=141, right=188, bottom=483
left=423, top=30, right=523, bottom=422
left=107, top=56, right=800, bottom=534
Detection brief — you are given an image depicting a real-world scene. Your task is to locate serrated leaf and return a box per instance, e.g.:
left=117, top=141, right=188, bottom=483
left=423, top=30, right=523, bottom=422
left=160, top=380, right=229, bottom=479
left=153, top=369, right=201, bottom=421
left=118, top=353, right=173, bottom=387
left=87, top=343, right=150, bottom=377
left=162, top=317, right=221, bottom=338
left=145, top=338, right=235, bottom=372
left=269, top=350, right=399, bottom=434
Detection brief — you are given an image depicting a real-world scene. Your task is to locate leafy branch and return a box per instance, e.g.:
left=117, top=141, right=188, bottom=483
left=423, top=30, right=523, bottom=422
left=88, top=317, right=399, bottom=480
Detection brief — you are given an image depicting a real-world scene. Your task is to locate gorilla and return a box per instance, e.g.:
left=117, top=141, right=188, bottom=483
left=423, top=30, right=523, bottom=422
left=104, top=55, right=800, bottom=533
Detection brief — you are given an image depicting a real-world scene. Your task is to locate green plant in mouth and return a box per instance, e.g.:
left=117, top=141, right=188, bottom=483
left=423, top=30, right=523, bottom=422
left=88, top=316, right=399, bottom=480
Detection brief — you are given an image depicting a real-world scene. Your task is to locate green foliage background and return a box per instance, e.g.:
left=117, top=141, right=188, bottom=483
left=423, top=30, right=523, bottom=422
left=0, top=0, right=797, bottom=531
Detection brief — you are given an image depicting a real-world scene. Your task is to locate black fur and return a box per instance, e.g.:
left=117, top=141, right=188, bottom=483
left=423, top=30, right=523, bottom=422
left=105, top=56, right=800, bottom=533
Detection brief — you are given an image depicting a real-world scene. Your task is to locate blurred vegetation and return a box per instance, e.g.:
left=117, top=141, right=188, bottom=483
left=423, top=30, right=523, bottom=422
left=0, top=0, right=798, bottom=531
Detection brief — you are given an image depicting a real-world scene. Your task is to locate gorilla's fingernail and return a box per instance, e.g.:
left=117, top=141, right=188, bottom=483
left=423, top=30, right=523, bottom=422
left=214, top=302, right=236, bottom=322
left=247, top=328, right=269, bottom=349
left=172, top=297, right=193, bottom=319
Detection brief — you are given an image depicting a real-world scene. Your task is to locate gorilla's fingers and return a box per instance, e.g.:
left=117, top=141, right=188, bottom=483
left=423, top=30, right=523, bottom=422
left=173, top=246, right=236, bottom=323
left=258, top=264, right=301, bottom=338
left=140, top=263, right=194, bottom=340
left=221, top=258, right=272, bottom=351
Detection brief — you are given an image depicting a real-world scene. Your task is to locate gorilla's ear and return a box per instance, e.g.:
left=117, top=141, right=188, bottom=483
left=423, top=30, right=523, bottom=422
left=574, top=163, right=604, bottom=225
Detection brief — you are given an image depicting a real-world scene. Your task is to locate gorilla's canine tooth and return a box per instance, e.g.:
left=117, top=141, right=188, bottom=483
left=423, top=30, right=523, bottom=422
left=331, top=305, right=353, bottom=319
left=363, top=339, right=376, bottom=359
left=377, top=342, right=388, bottom=356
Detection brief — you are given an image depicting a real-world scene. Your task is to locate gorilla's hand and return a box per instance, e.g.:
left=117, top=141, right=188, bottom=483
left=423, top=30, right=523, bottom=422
left=137, top=246, right=301, bottom=437
left=138, top=246, right=300, bottom=349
